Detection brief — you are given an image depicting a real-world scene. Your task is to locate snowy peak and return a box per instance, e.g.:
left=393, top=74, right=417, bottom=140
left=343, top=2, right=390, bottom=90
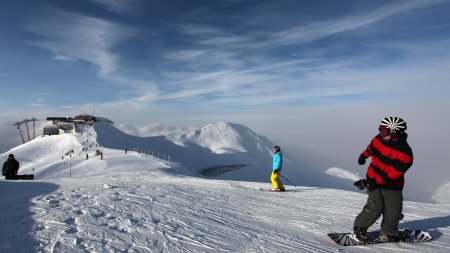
left=197, top=122, right=247, bottom=154
left=169, top=121, right=272, bottom=155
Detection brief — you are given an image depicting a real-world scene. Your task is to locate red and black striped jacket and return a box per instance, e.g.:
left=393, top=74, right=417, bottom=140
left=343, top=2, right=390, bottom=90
left=362, top=133, right=413, bottom=191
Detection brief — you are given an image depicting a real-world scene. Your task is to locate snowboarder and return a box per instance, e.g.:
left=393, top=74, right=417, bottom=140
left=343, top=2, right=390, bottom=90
left=2, top=154, right=32, bottom=180
left=353, top=117, right=413, bottom=243
left=271, top=146, right=285, bottom=191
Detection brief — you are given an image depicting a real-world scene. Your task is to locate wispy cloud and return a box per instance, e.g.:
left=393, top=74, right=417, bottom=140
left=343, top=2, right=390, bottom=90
left=24, top=8, right=137, bottom=78
left=272, top=0, right=449, bottom=45
left=90, top=0, right=142, bottom=15
left=145, top=0, right=450, bottom=111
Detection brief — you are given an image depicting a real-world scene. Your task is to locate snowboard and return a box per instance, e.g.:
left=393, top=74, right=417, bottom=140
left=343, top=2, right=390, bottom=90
left=327, top=229, right=432, bottom=246
left=20, top=174, right=34, bottom=180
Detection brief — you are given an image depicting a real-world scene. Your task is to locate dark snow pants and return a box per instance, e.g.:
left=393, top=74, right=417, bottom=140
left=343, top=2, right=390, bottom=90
left=354, top=188, right=404, bottom=236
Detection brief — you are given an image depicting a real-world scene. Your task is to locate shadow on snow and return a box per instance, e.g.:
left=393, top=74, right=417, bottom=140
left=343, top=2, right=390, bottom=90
left=401, top=215, right=450, bottom=240
left=0, top=180, right=59, bottom=252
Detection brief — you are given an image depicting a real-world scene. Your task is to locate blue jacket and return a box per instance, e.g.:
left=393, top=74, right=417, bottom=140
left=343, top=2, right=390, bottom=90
left=272, top=151, right=282, bottom=172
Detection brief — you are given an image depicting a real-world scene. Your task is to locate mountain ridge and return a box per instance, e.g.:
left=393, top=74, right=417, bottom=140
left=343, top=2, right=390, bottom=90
left=1, top=121, right=285, bottom=182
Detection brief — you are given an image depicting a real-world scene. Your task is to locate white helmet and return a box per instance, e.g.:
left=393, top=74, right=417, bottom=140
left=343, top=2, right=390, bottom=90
left=380, top=117, right=407, bottom=132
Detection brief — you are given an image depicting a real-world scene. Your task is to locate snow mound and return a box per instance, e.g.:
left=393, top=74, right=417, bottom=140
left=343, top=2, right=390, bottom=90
left=432, top=182, right=450, bottom=203
left=324, top=167, right=360, bottom=182
left=0, top=124, right=169, bottom=179
left=0, top=134, right=82, bottom=174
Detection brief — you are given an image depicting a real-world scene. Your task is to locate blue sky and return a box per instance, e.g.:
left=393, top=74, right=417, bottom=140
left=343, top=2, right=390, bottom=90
left=1, top=0, right=450, bottom=195
left=1, top=0, right=449, bottom=114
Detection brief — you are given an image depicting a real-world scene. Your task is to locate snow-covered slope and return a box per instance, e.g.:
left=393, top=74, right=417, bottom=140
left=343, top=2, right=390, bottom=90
left=93, top=121, right=307, bottom=183
left=1, top=121, right=450, bottom=252
left=0, top=121, right=274, bottom=181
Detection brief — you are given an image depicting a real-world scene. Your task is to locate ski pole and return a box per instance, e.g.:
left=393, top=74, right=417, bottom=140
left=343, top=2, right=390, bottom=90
left=281, top=174, right=297, bottom=187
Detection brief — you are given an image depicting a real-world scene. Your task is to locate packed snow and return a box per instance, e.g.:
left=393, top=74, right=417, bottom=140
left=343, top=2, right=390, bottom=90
left=1, top=121, right=449, bottom=252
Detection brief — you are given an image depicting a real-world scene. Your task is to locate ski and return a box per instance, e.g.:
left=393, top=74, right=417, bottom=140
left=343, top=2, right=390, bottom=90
left=259, top=188, right=299, bottom=192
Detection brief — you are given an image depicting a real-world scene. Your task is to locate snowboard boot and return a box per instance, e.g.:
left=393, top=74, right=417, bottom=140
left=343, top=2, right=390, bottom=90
left=398, top=229, right=411, bottom=242
left=387, top=234, right=400, bottom=242
left=378, top=233, right=400, bottom=243
left=353, top=227, right=368, bottom=244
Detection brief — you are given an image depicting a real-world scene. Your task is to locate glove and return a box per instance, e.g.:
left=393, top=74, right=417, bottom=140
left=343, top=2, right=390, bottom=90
left=354, top=179, right=367, bottom=190
left=358, top=154, right=367, bottom=165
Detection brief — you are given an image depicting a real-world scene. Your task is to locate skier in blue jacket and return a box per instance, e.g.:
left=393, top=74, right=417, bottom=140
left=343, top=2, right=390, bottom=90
left=271, top=146, right=285, bottom=191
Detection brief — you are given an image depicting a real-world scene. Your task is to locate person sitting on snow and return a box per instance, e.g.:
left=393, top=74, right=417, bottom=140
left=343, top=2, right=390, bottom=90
left=2, top=154, right=28, bottom=180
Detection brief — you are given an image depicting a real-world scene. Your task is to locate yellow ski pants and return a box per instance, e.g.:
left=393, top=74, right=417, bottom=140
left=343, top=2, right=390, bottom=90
left=271, top=171, right=284, bottom=189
